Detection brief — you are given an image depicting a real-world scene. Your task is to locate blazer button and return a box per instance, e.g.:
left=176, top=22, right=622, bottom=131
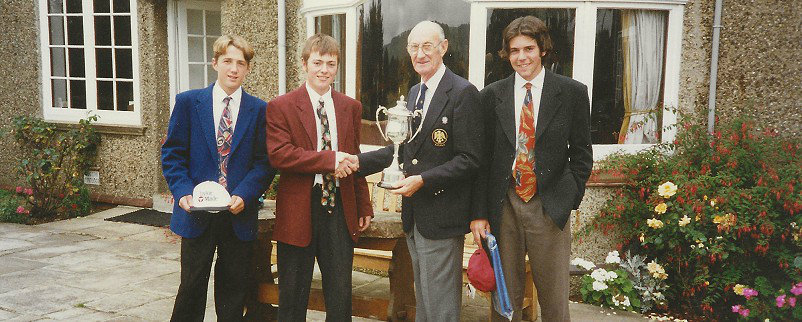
left=412, top=159, right=418, bottom=165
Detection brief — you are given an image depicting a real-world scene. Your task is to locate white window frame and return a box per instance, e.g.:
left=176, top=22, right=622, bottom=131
left=302, top=0, right=686, bottom=160
left=38, top=0, right=142, bottom=126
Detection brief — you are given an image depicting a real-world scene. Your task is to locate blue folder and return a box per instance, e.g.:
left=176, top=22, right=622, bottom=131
left=486, top=233, right=514, bottom=320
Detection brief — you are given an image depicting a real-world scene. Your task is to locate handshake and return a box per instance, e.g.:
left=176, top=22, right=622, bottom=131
left=334, top=152, right=360, bottom=179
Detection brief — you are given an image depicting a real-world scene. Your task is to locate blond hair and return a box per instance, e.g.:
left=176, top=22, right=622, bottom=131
left=301, top=33, right=340, bottom=63
left=213, top=35, right=255, bottom=63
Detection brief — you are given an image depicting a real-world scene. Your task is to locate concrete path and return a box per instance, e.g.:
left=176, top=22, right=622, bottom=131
left=0, top=206, right=648, bottom=321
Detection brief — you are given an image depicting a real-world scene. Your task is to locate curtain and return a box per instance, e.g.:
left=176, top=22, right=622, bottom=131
left=618, top=10, right=666, bottom=144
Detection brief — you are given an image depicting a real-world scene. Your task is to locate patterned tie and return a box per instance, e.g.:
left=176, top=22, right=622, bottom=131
left=217, top=96, right=233, bottom=188
left=411, top=83, right=428, bottom=131
left=513, top=83, right=537, bottom=202
left=317, top=99, right=337, bottom=213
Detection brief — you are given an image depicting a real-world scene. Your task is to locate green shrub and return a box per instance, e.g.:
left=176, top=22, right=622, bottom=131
left=0, top=190, right=27, bottom=223
left=585, top=116, right=802, bottom=320
left=10, top=116, right=100, bottom=218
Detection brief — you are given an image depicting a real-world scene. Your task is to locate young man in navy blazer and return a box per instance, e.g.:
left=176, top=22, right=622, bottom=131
left=471, top=16, right=593, bottom=321
left=162, top=35, right=275, bottom=321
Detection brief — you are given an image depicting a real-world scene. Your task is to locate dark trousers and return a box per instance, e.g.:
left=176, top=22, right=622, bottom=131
left=171, top=212, right=254, bottom=322
left=277, top=186, right=354, bottom=322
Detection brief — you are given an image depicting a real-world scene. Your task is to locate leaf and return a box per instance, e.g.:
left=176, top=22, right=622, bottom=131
left=794, top=256, right=802, bottom=269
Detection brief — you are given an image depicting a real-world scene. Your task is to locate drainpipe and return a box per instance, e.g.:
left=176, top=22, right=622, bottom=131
left=278, top=0, right=287, bottom=95
left=707, top=0, right=723, bottom=134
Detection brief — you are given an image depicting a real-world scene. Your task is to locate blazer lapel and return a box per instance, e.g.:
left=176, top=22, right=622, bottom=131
left=333, top=92, right=349, bottom=151
left=535, top=70, right=562, bottom=141
left=296, top=88, right=318, bottom=149
left=228, top=91, right=255, bottom=155
left=409, top=69, right=453, bottom=157
left=495, top=74, right=516, bottom=147
left=196, top=85, right=219, bottom=160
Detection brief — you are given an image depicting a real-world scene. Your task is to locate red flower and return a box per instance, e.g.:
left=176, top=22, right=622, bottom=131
left=71, top=203, right=77, bottom=209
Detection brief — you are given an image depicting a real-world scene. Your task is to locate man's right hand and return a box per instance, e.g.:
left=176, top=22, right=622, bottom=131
left=179, top=195, right=193, bottom=212
left=335, top=152, right=360, bottom=178
left=470, top=219, right=491, bottom=249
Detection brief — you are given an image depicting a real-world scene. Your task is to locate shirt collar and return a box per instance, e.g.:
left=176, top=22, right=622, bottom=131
left=514, top=67, right=546, bottom=90
left=213, top=82, right=243, bottom=104
left=422, top=63, right=447, bottom=92
left=305, top=82, right=333, bottom=105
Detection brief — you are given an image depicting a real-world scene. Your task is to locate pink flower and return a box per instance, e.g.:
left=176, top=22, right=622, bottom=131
left=791, top=282, right=802, bottom=296
left=23, top=188, right=33, bottom=196
left=739, top=308, right=749, bottom=317
left=742, top=288, right=758, bottom=299
left=15, top=186, right=22, bottom=193
left=777, top=294, right=786, bottom=307
left=15, top=206, right=25, bottom=214
left=790, top=297, right=797, bottom=307
left=731, top=305, right=741, bottom=313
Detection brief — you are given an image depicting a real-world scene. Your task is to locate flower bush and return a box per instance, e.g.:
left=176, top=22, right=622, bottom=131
left=9, top=116, right=99, bottom=219
left=586, top=116, right=802, bottom=320
left=575, top=250, right=669, bottom=313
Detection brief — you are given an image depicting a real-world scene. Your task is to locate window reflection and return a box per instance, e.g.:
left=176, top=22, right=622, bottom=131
left=314, top=14, right=346, bottom=93
left=485, top=8, right=575, bottom=85
left=357, top=0, right=470, bottom=120
left=592, top=9, right=666, bottom=144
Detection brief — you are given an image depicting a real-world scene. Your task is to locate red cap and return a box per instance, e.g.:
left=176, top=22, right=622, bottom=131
left=467, top=247, right=495, bottom=292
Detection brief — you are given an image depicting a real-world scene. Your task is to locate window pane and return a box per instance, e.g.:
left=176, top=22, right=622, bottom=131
left=484, top=9, right=575, bottom=85
left=591, top=9, right=667, bottom=145
left=207, top=65, right=216, bottom=86
left=116, top=81, right=134, bottom=111
left=206, top=36, right=216, bottom=62
left=49, top=0, right=64, bottom=14
left=49, top=16, right=65, bottom=45
left=187, top=36, right=204, bottom=62
left=113, top=16, right=132, bottom=46
left=50, top=48, right=66, bottom=77
left=97, top=80, right=114, bottom=110
left=115, top=48, right=133, bottom=79
left=189, top=64, right=205, bottom=89
left=66, top=0, right=82, bottom=13
left=96, top=48, right=113, bottom=78
left=112, top=0, right=130, bottom=13
left=70, top=80, right=86, bottom=109
left=93, top=16, right=111, bottom=46
left=207, top=11, right=221, bottom=36
left=94, top=0, right=110, bottom=13
left=315, top=14, right=346, bottom=93
left=67, top=16, right=84, bottom=45
left=52, top=79, right=68, bottom=108
left=187, top=9, right=204, bottom=35
left=68, top=48, right=85, bottom=77
left=357, top=0, right=470, bottom=120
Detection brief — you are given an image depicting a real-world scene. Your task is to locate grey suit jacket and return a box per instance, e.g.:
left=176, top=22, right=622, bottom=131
left=473, top=70, right=593, bottom=231
left=359, top=67, right=484, bottom=239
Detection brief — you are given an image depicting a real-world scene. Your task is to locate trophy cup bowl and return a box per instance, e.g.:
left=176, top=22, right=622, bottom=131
left=375, top=96, right=423, bottom=189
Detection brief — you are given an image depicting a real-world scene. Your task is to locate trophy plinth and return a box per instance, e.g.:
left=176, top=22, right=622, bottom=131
left=375, top=96, right=423, bottom=189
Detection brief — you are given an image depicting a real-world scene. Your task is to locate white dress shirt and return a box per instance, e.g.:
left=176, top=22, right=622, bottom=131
left=415, top=63, right=447, bottom=126
left=212, top=83, right=242, bottom=133
left=512, top=67, right=546, bottom=171
left=305, top=82, right=339, bottom=186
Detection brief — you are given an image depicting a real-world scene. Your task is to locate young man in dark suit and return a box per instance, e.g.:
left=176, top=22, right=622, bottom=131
left=471, top=16, right=593, bottom=322
left=357, top=21, right=484, bottom=321
left=265, top=34, right=373, bottom=321
left=161, top=35, right=276, bottom=321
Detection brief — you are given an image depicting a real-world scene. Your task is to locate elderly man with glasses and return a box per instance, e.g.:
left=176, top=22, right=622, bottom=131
left=357, top=20, right=484, bottom=321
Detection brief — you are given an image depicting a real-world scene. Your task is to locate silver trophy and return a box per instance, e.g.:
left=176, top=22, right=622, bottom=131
left=375, top=96, right=424, bottom=189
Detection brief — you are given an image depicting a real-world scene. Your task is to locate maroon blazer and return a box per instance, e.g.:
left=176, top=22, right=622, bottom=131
left=266, top=85, right=373, bottom=247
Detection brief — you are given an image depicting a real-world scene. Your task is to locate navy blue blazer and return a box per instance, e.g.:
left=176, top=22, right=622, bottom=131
left=161, top=83, right=275, bottom=241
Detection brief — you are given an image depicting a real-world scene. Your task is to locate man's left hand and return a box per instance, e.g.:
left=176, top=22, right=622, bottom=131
left=359, top=216, right=372, bottom=231
left=229, top=195, right=245, bottom=214
left=390, top=175, right=423, bottom=197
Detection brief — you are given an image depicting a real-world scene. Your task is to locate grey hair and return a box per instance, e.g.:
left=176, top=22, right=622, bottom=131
left=409, top=20, right=445, bottom=42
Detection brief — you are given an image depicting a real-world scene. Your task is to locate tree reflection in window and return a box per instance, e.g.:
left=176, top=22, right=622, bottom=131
left=484, top=9, right=575, bottom=85
left=357, top=0, right=470, bottom=120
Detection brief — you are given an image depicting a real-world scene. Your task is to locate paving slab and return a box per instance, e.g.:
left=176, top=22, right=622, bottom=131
left=36, top=217, right=107, bottom=232
left=117, top=297, right=174, bottom=321
left=0, top=238, right=34, bottom=254
left=72, top=221, right=159, bottom=239
left=0, top=284, right=104, bottom=316
left=84, top=290, right=170, bottom=313
left=0, top=256, right=47, bottom=275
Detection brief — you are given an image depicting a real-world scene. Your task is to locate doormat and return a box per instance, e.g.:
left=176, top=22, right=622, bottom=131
left=105, top=209, right=171, bottom=227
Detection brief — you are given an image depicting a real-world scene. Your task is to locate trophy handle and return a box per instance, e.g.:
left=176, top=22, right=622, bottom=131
left=375, top=106, right=389, bottom=142
left=408, top=109, right=425, bottom=142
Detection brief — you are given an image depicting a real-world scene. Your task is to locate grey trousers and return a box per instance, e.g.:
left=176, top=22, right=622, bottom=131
left=406, top=224, right=464, bottom=322
left=492, top=188, right=571, bottom=322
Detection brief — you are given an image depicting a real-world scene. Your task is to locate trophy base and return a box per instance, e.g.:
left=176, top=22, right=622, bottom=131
left=378, top=168, right=404, bottom=189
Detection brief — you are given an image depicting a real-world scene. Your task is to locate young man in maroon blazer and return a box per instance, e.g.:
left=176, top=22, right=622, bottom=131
left=265, top=34, right=373, bottom=321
